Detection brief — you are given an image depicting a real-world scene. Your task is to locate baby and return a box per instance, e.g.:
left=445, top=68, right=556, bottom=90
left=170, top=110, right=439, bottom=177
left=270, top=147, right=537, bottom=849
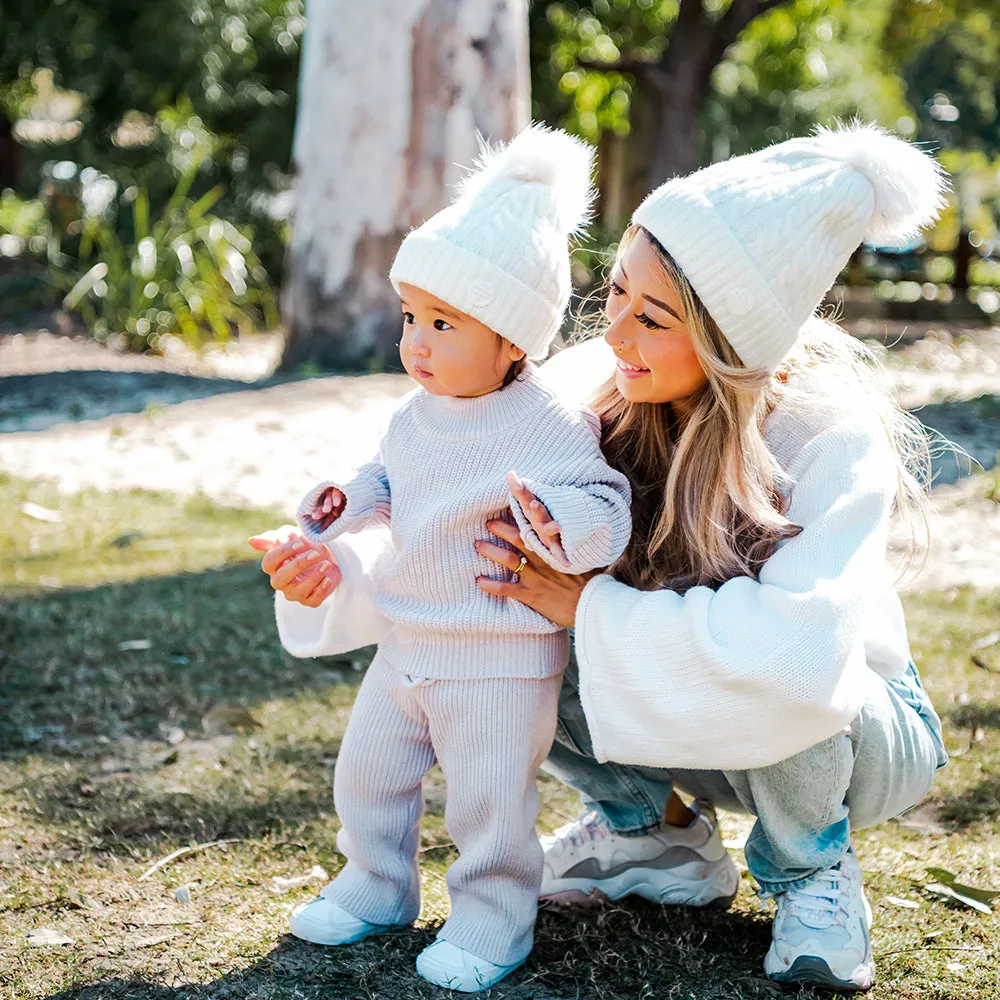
left=288, top=126, right=631, bottom=993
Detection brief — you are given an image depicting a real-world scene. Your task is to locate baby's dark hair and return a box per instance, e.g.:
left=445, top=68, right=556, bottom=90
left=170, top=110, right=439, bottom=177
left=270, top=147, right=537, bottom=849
left=501, top=356, right=528, bottom=388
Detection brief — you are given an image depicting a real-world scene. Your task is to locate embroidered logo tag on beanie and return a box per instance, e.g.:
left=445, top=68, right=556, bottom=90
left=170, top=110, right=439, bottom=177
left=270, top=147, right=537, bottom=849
left=467, top=279, right=496, bottom=308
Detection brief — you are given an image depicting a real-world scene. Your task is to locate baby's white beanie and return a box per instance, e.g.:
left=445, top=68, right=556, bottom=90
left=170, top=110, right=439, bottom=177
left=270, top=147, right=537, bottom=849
left=632, top=122, right=948, bottom=372
left=389, top=124, right=594, bottom=360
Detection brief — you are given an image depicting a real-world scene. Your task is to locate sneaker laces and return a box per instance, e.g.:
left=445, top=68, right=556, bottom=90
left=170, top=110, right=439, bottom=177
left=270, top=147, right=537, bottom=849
left=779, top=863, right=851, bottom=930
left=549, top=809, right=611, bottom=851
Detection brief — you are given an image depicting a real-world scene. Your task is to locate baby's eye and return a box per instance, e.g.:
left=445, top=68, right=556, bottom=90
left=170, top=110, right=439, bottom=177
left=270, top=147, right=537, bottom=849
left=636, top=312, right=665, bottom=330
left=433, top=319, right=454, bottom=331
left=402, top=312, right=415, bottom=324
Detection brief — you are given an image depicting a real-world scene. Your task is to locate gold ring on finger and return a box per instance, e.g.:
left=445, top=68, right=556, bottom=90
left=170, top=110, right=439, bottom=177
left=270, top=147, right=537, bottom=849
left=513, top=555, right=528, bottom=577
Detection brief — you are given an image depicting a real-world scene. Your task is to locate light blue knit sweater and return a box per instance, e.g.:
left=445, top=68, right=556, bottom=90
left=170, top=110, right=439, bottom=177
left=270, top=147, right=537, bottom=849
left=296, top=366, right=631, bottom=679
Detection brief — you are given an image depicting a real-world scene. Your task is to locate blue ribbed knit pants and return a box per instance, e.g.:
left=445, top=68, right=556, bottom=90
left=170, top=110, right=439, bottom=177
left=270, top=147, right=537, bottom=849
left=325, top=650, right=561, bottom=967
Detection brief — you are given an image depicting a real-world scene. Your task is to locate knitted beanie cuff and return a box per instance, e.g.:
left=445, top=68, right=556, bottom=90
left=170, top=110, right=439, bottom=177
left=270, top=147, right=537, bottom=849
left=633, top=183, right=799, bottom=373
left=389, top=232, right=562, bottom=360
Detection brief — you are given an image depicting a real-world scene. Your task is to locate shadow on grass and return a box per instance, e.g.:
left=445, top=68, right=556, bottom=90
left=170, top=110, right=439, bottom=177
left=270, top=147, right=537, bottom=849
left=0, top=370, right=300, bottom=434
left=937, top=700, right=1000, bottom=827
left=0, top=561, right=372, bottom=756
left=36, top=905, right=781, bottom=1000
left=1, top=560, right=381, bottom=854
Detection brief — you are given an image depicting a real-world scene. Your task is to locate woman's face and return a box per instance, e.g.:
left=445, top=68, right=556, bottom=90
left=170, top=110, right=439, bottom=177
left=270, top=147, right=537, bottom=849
left=603, top=230, right=709, bottom=407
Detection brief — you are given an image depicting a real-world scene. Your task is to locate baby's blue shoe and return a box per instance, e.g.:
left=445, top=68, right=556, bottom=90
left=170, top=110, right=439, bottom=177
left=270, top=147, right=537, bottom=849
left=289, top=896, right=398, bottom=945
left=415, top=939, right=525, bottom=992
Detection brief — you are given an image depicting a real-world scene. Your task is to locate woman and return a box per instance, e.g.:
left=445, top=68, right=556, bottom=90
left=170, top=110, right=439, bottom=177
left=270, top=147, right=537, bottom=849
left=254, top=123, right=948, bottom=993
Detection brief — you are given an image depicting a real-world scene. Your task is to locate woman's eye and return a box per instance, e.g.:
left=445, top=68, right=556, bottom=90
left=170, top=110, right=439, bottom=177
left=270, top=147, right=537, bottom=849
left=610, top=279, right=625, bottom=296
left=636, top=312, right=664, bottom=330
left=402, top=312, right=415, bottom=324
left=433, top=319, right=453, bottom=331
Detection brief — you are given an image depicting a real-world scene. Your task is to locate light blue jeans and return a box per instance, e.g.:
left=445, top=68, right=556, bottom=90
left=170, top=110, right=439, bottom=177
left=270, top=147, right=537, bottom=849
left=543, top=650, right=948, bottom=894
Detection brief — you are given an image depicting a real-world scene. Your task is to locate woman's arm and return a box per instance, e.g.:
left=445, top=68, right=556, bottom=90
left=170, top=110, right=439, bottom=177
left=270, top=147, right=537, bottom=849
left=483, top=417, right=900, bottom=771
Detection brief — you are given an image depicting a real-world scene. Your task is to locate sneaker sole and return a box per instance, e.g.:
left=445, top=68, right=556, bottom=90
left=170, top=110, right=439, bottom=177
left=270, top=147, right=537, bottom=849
left=768, top=955, right=875, bottom=993
left=540, top=858, right=740, bottom=910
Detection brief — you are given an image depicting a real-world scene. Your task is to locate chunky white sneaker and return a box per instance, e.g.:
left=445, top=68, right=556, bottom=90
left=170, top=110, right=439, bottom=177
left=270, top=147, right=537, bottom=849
left=764, top=850, right=875, bottom=992
left=415, top=940, right=524, bottom=993
left=539, top=799, right=740, bottom=908
left=289, top=896, right=400, bottom=945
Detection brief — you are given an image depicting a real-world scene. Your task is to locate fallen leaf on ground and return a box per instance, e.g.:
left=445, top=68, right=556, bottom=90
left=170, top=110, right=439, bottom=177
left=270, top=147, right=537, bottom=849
left=884, top=895, right=920, bottom=909
left=971, top=630, right=1000, bottom=650
left=271, top=864, right=328, bottom=893
left=173, top=885, right=192, bottom=904
left=21, top=502, right=62, bottom=523
left=202, top=704, right=262, bottom=735
left=925, top=867, right=1000, bottom=907
left=109, top=531, right=144, bottom=549
left=63, top=889, right=107, bottom=913
left=917, top=868, right=1000, bottom=915
left=26, top=928, right=74, bottom=946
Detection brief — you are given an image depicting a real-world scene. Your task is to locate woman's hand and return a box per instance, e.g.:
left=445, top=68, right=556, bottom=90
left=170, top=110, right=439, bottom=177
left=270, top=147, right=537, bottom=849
left=248, top=526, right=341, bottom=607
left=475, top=518, right=594, bottom=628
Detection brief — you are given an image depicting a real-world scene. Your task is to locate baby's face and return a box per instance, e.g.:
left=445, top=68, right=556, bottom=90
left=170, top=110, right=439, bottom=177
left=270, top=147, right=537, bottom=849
left=397, top=284, right=525, bottom=397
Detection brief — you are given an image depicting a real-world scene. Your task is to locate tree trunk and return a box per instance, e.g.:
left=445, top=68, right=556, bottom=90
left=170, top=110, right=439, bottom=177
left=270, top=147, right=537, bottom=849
left=646, top=16, right=716, bottom=185
left=280, top=0, right=530, bottom=372
left=640, top=0, right=791, bottom=187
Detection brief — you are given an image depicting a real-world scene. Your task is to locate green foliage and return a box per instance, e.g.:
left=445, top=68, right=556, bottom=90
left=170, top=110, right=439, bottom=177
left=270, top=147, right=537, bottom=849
left=531, top=0, right=915, bottom=155
left=706, top=0, right=911, bottom=158
left=1, top=0, right=302, bottom=280
left=898, top=0, right=1000, bottom=158
left=61, top=159, right=277, bottom=352
left=530, top=0, right=679, bottom=140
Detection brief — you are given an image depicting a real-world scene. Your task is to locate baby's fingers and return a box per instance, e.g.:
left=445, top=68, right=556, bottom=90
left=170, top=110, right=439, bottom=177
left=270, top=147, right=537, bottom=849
left=537, top=520, right=562, bottom=543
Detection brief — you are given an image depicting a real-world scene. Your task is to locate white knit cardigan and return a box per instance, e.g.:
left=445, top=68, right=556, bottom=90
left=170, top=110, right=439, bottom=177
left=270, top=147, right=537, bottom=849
left=274, top=339, right=913, bottom=770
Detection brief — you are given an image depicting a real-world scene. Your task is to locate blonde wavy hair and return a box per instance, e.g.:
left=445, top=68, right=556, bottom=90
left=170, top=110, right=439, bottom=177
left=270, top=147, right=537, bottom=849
left=590, top=225, right=931, bottom=593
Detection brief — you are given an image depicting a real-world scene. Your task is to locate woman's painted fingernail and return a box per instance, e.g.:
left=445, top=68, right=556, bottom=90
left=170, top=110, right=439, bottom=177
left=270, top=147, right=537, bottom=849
left=305, top=550, right=319, bottom=561
left=318, top=560, right=331, bottom=573
left=291, top=540, right=304, bottom=551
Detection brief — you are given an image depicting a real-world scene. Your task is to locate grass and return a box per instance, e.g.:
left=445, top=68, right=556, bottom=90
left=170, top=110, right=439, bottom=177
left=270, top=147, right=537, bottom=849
left=1, top=473, right=999, bottom=1000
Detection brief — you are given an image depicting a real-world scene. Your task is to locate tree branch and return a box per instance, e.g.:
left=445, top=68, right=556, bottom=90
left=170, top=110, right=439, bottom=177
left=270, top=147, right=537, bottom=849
left=716, top=0, right=792, bottom=54
left=709, top=0, right=793, bottom=66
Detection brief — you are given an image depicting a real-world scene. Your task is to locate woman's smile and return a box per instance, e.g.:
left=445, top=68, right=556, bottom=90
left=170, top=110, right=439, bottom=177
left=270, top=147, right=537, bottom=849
left=616, top=358, right=650, bottom=378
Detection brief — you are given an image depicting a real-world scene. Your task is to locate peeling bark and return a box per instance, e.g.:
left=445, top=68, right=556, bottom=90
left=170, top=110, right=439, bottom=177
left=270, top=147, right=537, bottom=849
left=281, top=0, right=529, bottom=372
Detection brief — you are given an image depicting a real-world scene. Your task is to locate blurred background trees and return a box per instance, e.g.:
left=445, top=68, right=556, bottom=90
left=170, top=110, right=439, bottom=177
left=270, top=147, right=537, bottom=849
left=1, top=0, right=999, bottom=368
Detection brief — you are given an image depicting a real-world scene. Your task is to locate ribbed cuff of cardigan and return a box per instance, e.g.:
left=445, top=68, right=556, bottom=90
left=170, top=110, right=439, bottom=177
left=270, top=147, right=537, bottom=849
left=510, top=479, right=627, bottom=574
left=574, top=572, right=622, bottom=764
left=296, top=478, right=382, bottom=544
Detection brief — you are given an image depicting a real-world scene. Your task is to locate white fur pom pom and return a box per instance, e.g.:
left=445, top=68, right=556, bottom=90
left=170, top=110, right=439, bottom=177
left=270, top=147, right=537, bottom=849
left=459, top=123, right=595, bottom=235
left=809, top=121, right=949, bottom=245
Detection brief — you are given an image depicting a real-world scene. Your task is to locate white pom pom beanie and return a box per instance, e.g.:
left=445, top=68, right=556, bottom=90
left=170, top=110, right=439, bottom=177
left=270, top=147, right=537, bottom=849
left=389, top=124, right=595, bottom=360
left=632, top=122, right=948, bottom=372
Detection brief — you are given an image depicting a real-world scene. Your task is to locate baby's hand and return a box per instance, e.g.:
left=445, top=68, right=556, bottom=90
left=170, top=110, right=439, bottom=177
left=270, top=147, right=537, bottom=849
left=305, top=486, right=346, bottom=534
left=506, top=471, right=569, bottom=568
